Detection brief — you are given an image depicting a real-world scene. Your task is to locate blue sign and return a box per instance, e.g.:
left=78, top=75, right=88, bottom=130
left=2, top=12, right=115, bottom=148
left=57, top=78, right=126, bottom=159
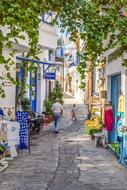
left=43, top=72, right=56, bottom=80
left=16, top=111, right=29, bottom=149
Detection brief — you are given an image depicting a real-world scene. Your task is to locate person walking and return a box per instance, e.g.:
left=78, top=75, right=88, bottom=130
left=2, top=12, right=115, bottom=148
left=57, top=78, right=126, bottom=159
left=52, top=98, right=63, bottom=133
left=71, top=104, right=77, bottom=121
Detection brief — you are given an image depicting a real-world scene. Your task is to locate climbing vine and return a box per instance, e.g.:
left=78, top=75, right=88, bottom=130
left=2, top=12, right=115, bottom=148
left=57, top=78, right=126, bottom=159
left=1, top=0, right=127, bottom=95
left=0, top=0, right=74, bottom=97
left=58, top=0, right=127, bottom=87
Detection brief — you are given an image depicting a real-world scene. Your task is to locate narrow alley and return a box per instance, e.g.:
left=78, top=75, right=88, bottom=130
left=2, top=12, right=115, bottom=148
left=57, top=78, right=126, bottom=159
left=0, top=98, right=127, bottom=190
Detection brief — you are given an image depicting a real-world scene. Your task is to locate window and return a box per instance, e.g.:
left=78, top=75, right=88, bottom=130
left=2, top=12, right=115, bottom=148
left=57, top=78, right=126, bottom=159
left=49, top=50, right=55, bottom=62
left=42, top=13, right=53, bottom=25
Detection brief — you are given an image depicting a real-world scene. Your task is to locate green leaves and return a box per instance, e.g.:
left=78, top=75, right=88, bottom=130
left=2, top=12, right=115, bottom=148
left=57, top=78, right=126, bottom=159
left=0, top=0, right=127, bottom=97
left=57, top=0, right=127, bottom=85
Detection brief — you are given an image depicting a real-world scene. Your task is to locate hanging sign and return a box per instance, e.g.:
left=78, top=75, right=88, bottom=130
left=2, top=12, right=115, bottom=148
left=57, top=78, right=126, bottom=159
left=43, top=72, right=56, bottom=80
left=16, top=111, right=29, bottom=149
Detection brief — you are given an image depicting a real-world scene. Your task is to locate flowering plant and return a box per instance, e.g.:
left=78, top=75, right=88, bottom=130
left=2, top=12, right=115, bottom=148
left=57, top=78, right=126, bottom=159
left=85, top=116, right=103, bottom=136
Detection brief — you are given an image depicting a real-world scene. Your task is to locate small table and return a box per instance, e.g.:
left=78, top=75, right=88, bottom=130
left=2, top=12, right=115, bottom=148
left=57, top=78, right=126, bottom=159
left=94, top=132, right=106, bottom=148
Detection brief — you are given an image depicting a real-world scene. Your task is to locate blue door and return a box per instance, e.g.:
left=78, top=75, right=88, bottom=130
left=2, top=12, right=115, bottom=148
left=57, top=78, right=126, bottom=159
left=30, top=70, right=37, bottom=112
left=110, top=74, right=121, bottom=142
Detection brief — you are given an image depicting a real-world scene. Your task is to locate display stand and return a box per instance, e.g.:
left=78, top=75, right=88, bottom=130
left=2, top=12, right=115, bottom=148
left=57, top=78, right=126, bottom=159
left=119, top=132, right=127, bottom=166
left=16, top=111, right=30, bottom=155
left=91, top=96, right=102, bottom=117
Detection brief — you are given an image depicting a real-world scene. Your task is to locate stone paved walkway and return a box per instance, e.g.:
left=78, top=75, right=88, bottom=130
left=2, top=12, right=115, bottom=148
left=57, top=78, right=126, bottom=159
left=1, top=98, right=127, bottom=190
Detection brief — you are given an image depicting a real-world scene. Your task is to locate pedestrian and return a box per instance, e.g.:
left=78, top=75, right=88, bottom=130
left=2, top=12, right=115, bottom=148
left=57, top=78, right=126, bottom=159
left=71, top=104, right=77, bottom=121
left=87, top=109, right=91, bottom=120
left=52, top=98, right=63, bottom=133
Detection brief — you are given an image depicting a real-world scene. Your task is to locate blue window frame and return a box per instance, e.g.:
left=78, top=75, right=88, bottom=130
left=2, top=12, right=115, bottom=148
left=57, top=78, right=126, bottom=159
left=41, top=13, right=53, bottom=25
left=30, top=70, right=37, bottom=112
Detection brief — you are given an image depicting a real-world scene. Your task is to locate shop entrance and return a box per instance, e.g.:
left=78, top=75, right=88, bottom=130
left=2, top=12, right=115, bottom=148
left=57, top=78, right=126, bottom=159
left=111, top=74, right=121, bottom=142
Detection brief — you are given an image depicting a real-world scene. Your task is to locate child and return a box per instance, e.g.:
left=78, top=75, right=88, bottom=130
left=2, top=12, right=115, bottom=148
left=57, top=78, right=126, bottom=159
left=71, top=104, right=77, bottom=121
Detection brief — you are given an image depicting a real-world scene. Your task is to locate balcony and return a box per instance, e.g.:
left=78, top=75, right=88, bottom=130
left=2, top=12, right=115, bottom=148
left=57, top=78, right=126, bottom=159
left=38, top=13, right=57, bottom=50
left=2, top=13, right=57, bottom=52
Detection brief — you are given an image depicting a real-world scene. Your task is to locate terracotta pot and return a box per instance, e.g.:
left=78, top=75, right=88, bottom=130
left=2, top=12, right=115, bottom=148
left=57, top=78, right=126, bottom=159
left=45, top=116, right=54, bottom=124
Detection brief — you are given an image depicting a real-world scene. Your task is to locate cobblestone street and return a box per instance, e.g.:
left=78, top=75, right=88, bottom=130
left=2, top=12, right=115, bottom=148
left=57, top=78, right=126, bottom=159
left=1, top=98, right=127, bottom=190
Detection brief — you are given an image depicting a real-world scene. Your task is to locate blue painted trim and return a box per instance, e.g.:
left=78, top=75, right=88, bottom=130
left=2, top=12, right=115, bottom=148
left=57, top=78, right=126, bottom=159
left=16, top=56, right=58, bottom=66
left=42, top=20, right=53, bottom=25
left=41, top=13, right=53, bottom=25
left=44, top=65, right=51, bottom=73
left=60, top=47, right=64, bottom=58
left=29, top=71, right=37, bottom=112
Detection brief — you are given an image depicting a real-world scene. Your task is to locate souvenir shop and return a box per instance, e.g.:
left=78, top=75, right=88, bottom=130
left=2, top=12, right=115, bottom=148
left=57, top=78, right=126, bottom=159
left=87, top=74, right=127, bottom=166
left=96, top=73, right=127, bottom=166
left=106, top=74, right=127, bottom=166
left=0, top=108, right=29, bottom=172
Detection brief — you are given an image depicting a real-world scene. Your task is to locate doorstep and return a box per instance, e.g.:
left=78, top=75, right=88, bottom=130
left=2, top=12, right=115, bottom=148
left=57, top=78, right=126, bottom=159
left=0, top=159, right=8, bottom=173
left=107, top=144, right=120, bottom=159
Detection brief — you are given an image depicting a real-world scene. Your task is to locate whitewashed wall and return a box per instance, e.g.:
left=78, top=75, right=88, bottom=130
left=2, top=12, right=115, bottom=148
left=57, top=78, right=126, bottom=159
left=2, top=22, right=57, bottom=52
left=1, top=20, right=57, bottom=114
left=106, top=56, right=127, bottom=124
left=36, top=50, right=56, bottom=113
left=39, top=23, right=57, bottom=50
left=0, top=47, right=16, bottom=114
left=36, top=67, right=46, bottom=113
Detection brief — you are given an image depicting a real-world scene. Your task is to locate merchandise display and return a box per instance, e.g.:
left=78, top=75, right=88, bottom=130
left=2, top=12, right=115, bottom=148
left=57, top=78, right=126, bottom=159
left=104, top=107, right=113, bottom=132
left=16, top=111, right=29, bottom=149
left=91, top=96, right=102, bottom=116
left=0, top=109, right=30, bottom=172
left=0, top=120, right=20, bottom=159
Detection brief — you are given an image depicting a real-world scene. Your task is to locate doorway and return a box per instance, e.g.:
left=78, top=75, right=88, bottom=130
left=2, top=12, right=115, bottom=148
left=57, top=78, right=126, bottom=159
left=110, top=74, right=121, bottom=142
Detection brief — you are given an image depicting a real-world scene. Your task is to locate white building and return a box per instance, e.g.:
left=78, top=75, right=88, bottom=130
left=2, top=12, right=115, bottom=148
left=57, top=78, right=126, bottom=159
left=103, top=50, right=127, bottom=142
left=97, top=37, right=127, bottom=142
left=0, top=13, right=57, bottom=116
left=63, top=38, right=85, bottom=102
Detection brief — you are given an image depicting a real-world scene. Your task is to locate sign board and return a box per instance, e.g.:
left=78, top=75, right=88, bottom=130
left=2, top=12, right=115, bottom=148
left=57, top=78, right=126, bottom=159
left=43, top=72, right=56, bottom=80
left=16, top=111, right=29, bottom=149
left=7, top=121, right=20, bottom=146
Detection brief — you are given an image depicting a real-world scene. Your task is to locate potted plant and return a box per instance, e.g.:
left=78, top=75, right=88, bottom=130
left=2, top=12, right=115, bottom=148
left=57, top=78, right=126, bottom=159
left=85, top=116, right=103, bottom=139
left=44, top=81, right=64, bottom=124
left=21, top=98, right=31, bottom=112
left=44, top=100, right=54, bottom=124
left=48, top=81, right=64, bottom=105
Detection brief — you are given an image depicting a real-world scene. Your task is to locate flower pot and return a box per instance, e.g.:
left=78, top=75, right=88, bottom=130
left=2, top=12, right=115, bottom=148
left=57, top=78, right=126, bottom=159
left=45, top=115, right=54, bottom=124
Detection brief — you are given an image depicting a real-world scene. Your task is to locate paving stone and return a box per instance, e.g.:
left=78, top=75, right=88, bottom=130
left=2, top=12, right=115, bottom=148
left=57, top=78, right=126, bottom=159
left=1, top=98, right=127, bottom=190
